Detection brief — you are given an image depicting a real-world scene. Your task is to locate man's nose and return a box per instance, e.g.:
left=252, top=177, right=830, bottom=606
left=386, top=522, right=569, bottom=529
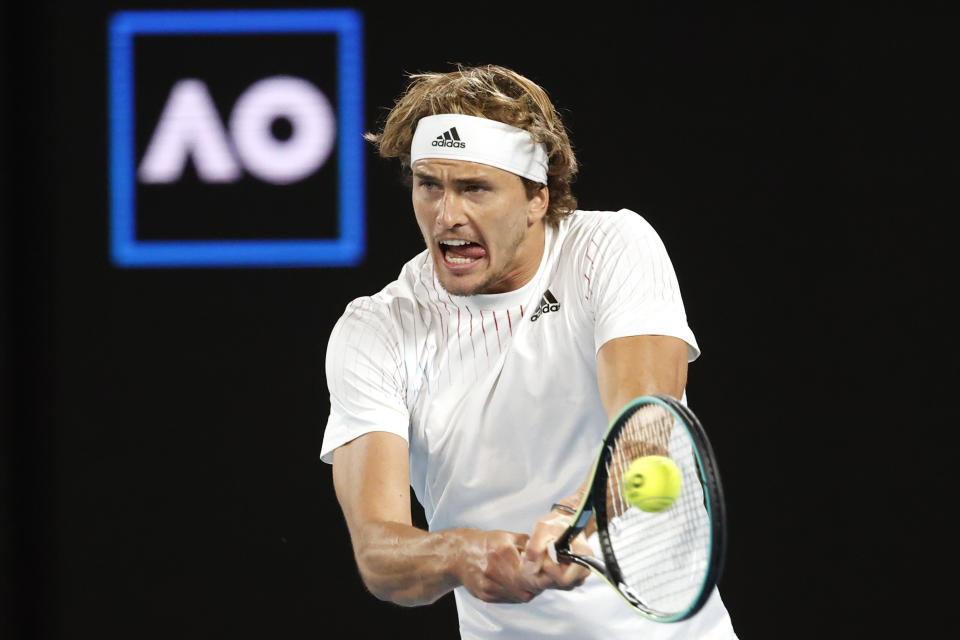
left=436, top=191, right=467, bottom=228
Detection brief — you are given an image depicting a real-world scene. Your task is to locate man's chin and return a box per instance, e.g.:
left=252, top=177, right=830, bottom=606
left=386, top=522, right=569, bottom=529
left=437, top=276, right=483, bottom=297
left=433, top=256, right=490, bottom=297
left=435, top=267, right=497, bottom=297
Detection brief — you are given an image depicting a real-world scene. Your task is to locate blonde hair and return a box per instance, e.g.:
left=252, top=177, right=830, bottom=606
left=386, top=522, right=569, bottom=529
left=366, top=65, right=578, bottom=223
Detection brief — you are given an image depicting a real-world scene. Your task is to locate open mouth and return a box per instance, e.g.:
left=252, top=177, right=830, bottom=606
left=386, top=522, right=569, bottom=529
left=439, top=239, right=487, bottom=266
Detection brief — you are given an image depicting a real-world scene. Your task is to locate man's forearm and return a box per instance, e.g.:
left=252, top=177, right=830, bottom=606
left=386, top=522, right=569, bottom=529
left=353, top=521, right=463, bottom=606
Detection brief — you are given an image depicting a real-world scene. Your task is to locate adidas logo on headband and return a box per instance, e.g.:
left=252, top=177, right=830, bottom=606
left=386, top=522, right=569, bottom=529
left=432, top=126, right=466, bottom=149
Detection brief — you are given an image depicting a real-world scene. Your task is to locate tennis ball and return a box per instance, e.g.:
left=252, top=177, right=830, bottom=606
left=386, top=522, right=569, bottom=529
left=623, top=455, right=682, bottom=512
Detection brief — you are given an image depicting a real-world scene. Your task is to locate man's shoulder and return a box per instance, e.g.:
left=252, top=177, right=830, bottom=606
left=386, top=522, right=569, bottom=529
left=335, top=251, right=431, bottom=329
left=561, top=208, right=652, bottom=233
left=556, top=208, right=658, bottom=256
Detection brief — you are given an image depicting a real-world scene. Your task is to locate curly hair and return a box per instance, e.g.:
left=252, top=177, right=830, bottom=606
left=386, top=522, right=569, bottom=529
left=365, top=65, right=578, bottom=224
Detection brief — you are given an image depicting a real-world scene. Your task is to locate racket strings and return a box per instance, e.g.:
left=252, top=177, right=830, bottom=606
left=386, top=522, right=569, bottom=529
left=603, top=404, right=712, bottom=615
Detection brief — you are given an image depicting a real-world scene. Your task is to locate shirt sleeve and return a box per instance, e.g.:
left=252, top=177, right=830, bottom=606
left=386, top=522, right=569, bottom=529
left=585, top=209, right=700, bottom=362
left=320, top=296, right=410, bottom=464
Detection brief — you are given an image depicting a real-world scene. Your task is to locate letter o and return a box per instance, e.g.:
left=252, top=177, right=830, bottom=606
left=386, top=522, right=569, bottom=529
left=228, top=75, right=335, bottom=185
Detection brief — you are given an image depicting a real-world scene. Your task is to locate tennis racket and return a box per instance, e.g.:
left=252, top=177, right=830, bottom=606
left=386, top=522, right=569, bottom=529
left=548, top=394, right=726, bottom=622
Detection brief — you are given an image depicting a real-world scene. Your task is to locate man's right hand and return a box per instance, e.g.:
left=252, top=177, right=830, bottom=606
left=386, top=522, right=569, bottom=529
left=453, top=529, right=554, bottom=603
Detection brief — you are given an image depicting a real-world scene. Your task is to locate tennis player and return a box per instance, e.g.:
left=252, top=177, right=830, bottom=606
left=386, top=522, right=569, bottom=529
left=321, top=65, right=737, bottom=638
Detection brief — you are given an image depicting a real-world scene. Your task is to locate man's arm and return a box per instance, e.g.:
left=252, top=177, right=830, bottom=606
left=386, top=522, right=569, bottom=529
left=521, top=334, right=690, bottom=581
left=595, top=334, right=688, bottom=420
left=332, top=431, right=551, bottom=606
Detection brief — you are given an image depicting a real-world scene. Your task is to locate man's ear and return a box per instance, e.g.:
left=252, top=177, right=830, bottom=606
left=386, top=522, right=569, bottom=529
left=527, top=186, right=549, bottom=226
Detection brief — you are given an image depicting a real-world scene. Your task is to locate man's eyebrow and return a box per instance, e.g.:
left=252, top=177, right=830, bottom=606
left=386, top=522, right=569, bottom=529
left=452, top=176, right=492, bottom=185
left=412, top=171, right=493, bottom=186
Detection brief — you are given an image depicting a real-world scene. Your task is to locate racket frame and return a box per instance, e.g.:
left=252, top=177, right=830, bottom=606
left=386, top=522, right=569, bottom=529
left=552, top=394, right=726, bottom=622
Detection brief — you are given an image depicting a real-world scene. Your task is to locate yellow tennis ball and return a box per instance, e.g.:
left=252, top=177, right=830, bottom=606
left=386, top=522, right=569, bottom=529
left=623, top=455, right=682, bottom=512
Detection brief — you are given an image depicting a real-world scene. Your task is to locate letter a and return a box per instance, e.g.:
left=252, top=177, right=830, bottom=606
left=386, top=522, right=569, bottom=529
left=138, top=79, right=242, bottom=183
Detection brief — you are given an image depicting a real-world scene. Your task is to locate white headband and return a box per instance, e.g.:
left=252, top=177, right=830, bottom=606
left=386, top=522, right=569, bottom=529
left=409, top=113, right=549, bottom=184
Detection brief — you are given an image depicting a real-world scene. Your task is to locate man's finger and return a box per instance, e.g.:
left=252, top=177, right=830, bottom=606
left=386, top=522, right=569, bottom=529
left=546, top=540, right=558, bottom=564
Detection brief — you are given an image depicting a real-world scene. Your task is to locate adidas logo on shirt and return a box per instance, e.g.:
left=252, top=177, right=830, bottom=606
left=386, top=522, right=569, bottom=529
left=432, top=126, right=466, bottom=149
left=530, top=289, right=560, bottom=322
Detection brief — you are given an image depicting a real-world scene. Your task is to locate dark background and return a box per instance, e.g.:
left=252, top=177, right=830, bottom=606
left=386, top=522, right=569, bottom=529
left=2, top=2, right=955, bottom=638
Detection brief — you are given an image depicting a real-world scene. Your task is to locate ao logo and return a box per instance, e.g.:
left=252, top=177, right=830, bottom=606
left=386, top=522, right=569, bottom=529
left=139, top=75, right=335, bottom=185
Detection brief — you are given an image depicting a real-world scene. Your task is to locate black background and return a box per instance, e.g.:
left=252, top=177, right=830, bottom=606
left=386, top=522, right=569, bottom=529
left=2, top=2, right=956, bottom=638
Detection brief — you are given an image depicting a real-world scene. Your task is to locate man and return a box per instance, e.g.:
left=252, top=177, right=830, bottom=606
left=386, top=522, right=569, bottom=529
left=321, top=65, right=737, bottom=638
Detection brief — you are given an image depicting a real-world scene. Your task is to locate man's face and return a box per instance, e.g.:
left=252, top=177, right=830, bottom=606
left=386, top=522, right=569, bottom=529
left=412, top=159, right=548, bottom=296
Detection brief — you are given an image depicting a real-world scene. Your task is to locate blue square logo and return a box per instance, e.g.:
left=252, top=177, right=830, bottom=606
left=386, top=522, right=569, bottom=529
left=109, top=9, right=365, bottom=267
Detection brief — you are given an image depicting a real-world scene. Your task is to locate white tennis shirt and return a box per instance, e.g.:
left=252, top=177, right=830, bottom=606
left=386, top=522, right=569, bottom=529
left=321, top=209, right=737, bottom=638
